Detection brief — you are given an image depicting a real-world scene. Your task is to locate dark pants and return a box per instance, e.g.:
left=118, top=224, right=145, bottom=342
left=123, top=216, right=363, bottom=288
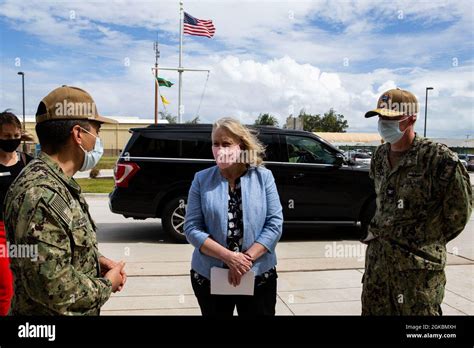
left=362, top=240, right=445, bottom=316
left=191, top=271, right=277, bottom=317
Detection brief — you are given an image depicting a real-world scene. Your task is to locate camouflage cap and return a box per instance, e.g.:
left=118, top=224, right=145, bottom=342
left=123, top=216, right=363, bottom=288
left=365, top=88, right=419, bottom=118
left=36, top=85, right=117, bottom=124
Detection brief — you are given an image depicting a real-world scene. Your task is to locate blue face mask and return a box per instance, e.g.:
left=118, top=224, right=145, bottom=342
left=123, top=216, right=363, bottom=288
left=377, top=118, right=409, bottom=144
left=79, top=127, right=104, bottom=172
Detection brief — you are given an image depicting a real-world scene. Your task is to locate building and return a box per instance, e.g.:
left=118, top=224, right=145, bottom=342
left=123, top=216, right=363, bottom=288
left=285, top=116, right=304, bottom=130
left=314, top=132, right=383, bottom=147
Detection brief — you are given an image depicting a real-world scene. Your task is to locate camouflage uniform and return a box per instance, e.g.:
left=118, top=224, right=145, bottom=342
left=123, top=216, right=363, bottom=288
left=4, top=152, right=112, bottom=315
left=362, top=134, right=472, bottom=315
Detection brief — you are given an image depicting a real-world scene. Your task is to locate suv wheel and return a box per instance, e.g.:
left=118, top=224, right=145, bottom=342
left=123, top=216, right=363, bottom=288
left=162, top=196, right=188, bottom=242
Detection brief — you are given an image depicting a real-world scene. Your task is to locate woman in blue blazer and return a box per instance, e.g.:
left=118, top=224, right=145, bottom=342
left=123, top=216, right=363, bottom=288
left=184, top=117, right=283, bottom=316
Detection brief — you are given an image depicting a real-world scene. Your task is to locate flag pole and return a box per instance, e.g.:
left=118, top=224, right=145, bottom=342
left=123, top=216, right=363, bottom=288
left=178, top=1, right=184, bottom=123
left=154, top=41, right=160, bottom=125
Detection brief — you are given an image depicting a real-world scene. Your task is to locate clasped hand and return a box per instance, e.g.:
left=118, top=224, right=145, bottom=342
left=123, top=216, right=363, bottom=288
left=225, top=251, right=254, bottom=287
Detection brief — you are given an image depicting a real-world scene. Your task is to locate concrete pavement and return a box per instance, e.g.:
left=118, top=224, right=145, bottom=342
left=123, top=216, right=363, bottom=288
left=85, top=196, right=474, bottom=316
left=99, top=267, right=473, bottom=315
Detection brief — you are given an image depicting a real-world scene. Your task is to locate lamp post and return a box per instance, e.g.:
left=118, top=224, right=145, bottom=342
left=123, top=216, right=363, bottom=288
left=17, top=71, right=26, bottom=152
left=423, top=87, right=434, bottom=137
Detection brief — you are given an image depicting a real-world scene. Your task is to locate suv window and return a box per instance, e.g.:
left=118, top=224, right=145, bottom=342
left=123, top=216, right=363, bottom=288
left=258, top=133, right=277, bottom=162
left=286, top=135, right=337, bottom=164
left=129, top=132, right=213, bottom=159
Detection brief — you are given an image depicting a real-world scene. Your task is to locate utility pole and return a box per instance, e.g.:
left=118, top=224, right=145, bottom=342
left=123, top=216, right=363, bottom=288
left=17, top=71, right=26, bottom=152
left=424, top=87, right=434, bottom=137
left=154, top=41, right=160, bottom=125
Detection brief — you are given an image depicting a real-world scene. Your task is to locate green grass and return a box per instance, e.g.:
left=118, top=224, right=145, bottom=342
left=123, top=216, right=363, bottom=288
left=94, top=156, right=118, bottom=170
left=76, top=178, right=115, bottom=193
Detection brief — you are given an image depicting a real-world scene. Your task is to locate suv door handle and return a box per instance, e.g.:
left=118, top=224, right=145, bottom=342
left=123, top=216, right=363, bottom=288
left=293, top=173, right=305, bottom=179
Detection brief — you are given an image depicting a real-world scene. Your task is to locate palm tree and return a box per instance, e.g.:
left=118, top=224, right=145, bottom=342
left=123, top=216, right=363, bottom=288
left=254, top=113, right=279, bottom=126
left=159, top=111, right=177, bottom=124
left=185, top=116, right=200, bottom=124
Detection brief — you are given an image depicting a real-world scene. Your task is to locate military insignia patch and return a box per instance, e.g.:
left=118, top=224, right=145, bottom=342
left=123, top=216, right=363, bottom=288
left=48, top=193, right=73, bottom=227
left=378, top=94, right=391, bottom=108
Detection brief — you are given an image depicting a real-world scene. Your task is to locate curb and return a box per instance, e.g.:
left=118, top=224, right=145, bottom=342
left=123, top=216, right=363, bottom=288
left=83, top=193, right=110, bottom=197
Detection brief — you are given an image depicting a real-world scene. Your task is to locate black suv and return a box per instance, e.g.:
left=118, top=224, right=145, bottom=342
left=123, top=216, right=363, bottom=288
left=109, top=124, right=376, bottom=241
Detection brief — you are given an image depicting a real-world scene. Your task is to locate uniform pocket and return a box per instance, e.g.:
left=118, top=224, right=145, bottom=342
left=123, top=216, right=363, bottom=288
left=71, top=217, right=98, bottom=272
left=72, top=217, right=94, bottom=246
left=397, top=175, right=431, bottom=221
left=400, top=176, right=430, bottom=204
left=397, top=270, right=445, bottom=315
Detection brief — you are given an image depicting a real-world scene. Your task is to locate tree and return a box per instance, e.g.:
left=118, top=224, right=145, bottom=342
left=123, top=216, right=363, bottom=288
left=159, top=111, right=177, bottom=124
left=320, top=108, right=348, bottom=132
left=185, top=116, right=200, bottom=124
left=254, top=113, right=279, bottom=126
left=298, top=109, right=321, bottom=132
left=298, top=108, right=348, bottom=132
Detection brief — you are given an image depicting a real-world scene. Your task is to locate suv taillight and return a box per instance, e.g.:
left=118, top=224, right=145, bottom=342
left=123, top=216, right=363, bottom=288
left=114, top=162, right=140, bottom=188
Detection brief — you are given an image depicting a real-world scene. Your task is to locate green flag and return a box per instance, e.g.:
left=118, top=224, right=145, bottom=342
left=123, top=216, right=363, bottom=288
left=156, top=77, right=174, bottom=87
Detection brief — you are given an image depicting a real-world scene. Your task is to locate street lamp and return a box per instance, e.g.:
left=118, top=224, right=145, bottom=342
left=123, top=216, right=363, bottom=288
left=423, top=87, right=434, bottom=137
left=17, top=72, right=26, bottom=152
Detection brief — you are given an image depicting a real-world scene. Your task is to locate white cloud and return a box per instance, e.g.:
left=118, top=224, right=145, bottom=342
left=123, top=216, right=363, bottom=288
left=0, top=0, right=472, bottom=138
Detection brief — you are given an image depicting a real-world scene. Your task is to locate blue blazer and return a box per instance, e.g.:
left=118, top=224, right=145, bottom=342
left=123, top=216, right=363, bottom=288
left=184, top=165, right=283, bottom=279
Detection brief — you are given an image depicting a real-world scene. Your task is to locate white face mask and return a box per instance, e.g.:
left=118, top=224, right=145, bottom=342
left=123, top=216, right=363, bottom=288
left=79, top=127, right=104, bottom=172
left=377, top=117, right=410, bottom=144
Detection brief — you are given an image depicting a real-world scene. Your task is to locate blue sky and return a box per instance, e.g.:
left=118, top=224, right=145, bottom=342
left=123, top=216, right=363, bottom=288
left=0, top=0, right=473, bottom=138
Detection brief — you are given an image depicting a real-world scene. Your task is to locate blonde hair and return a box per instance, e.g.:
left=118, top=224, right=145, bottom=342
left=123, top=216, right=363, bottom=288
left=212, top=117, right=266, bottom=166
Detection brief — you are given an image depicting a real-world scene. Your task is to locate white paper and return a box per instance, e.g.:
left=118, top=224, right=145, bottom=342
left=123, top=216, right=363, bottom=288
left=210, top=267, right=255, bottom=296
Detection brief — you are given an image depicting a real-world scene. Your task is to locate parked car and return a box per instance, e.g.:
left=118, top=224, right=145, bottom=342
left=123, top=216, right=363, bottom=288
left=458, top=154, right=474, bottom=171
left=351, top=152, right=372, bottom=166
left=109, top=124, right=376, bottom=241
left=344, top=151, right=371, bottom=167
left=468, top=156, right=474, bottom=171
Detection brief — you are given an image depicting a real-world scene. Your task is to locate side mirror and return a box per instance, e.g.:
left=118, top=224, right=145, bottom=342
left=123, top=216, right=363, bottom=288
left=334, top=153, right=344, bottom=167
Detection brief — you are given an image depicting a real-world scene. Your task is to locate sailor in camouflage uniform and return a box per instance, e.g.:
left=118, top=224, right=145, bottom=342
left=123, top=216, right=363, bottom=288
left=361, top=88, right=472, bottom=315
left=4, top=86, right=126, bottom=315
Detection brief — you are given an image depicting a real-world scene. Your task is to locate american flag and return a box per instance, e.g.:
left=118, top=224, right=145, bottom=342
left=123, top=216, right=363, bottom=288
left=183, top=11, right=215, bottom=38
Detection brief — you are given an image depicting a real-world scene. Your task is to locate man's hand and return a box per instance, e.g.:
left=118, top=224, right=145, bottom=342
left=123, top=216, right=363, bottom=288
left=99, top=256, right=116, bottom=276
left=100, top=256, right=127, bottom=292
left=104, top=261, right=126, bottom=293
